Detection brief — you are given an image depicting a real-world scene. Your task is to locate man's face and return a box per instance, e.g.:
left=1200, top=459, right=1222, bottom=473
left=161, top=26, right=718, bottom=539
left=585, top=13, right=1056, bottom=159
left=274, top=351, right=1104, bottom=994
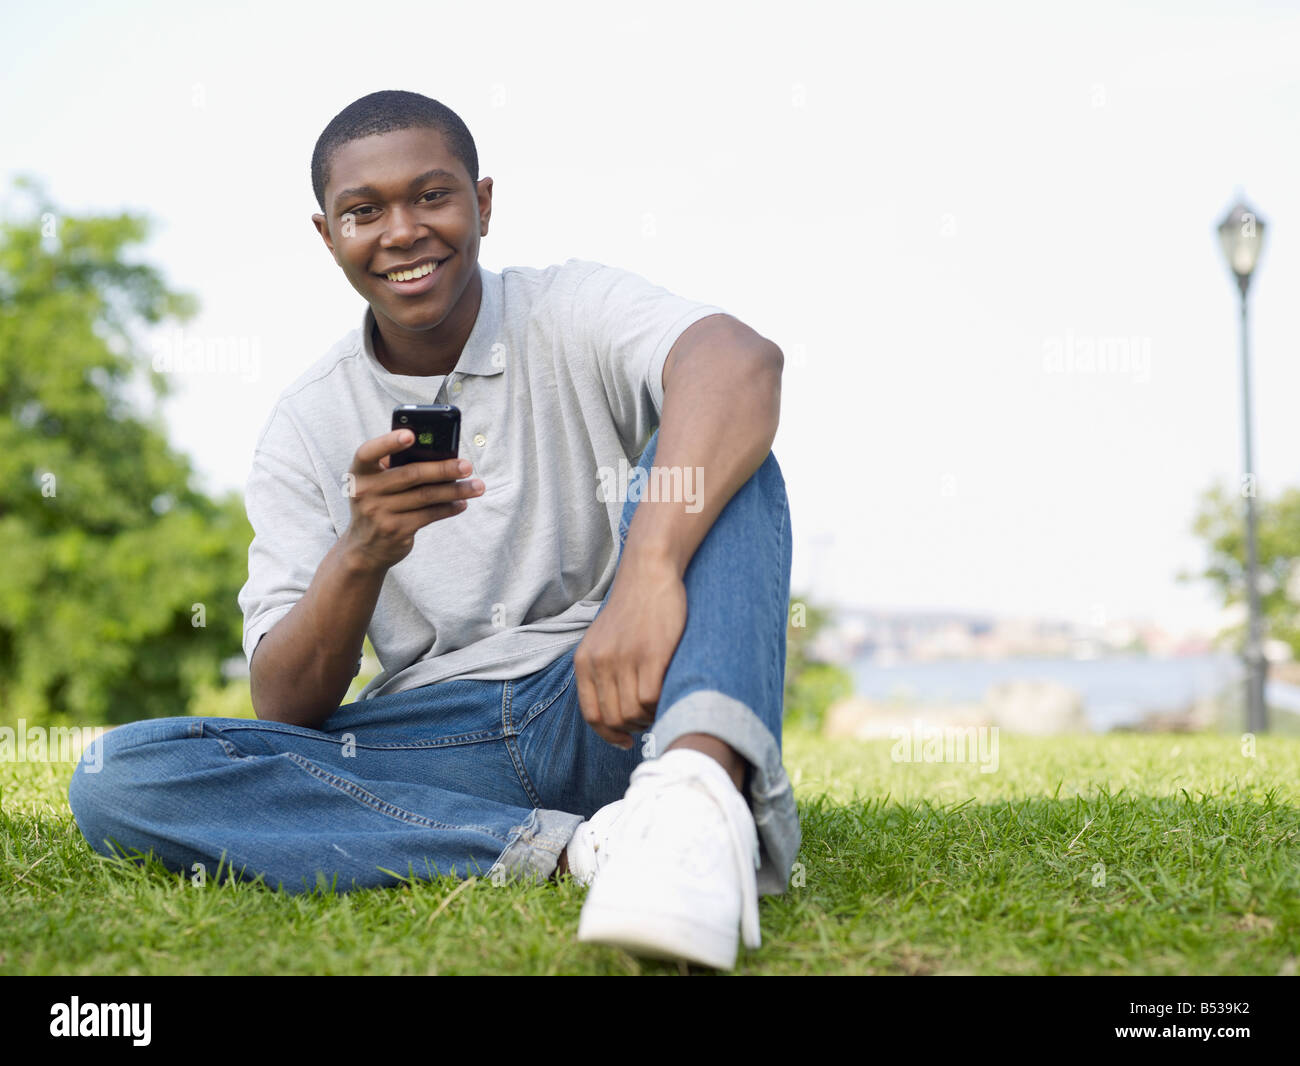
left=313, top=127, right=492, bottom=340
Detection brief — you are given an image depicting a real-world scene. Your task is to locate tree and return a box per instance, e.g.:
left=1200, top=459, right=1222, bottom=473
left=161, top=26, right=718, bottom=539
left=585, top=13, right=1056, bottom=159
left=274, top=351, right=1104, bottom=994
left=0, top=176, right=251, bottom=726
left=784, top=592, right=853, bottom=731
left=1183, top=479, right=1300, bottom=658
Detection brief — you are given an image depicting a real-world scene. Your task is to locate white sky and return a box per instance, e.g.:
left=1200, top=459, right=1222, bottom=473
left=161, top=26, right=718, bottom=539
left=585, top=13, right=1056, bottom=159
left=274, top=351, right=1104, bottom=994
left=5, top=0, right=1299, bottom=636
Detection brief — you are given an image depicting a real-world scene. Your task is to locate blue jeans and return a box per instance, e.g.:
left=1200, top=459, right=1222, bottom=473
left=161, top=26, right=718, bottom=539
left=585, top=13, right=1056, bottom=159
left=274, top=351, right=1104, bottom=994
left=69, top=430, right=799, bottom=896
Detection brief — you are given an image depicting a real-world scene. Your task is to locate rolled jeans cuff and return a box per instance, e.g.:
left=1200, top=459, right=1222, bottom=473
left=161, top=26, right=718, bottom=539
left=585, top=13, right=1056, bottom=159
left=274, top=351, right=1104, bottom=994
left=650, top=689, right=800, bottom=897
left=489, top=807, right=585, bottom=884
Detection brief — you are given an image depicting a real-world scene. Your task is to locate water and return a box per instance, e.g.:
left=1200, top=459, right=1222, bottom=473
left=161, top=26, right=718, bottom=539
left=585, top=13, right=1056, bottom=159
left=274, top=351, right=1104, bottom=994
left=850, top=652, right=1244, bottom=731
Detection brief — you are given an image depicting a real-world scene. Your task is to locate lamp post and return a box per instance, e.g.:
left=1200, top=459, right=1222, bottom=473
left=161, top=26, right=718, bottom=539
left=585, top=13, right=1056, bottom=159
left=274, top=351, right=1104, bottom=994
left=1217, top=199, right=1268, bottom=734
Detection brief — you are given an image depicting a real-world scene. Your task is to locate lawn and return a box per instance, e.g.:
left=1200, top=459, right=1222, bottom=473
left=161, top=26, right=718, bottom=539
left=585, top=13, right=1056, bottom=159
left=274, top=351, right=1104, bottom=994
left=1, top=724, right=1297, bottom=975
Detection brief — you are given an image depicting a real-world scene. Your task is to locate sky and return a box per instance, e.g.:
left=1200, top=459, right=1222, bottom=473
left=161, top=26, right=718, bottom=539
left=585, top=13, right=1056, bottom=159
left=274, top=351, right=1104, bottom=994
left=5, top=0, right=1299, bottom=636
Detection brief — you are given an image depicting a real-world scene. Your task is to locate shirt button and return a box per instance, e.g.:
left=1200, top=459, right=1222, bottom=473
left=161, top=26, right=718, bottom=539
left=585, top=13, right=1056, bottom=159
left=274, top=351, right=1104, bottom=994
left=450, top=380, right=462, bottom=396
left=473, top=433, right=487, bottom=447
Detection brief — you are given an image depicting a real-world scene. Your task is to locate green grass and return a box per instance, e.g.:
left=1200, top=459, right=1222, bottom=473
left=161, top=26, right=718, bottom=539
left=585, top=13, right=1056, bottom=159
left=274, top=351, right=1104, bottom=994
left=1, top=728, right=1297, bottom=975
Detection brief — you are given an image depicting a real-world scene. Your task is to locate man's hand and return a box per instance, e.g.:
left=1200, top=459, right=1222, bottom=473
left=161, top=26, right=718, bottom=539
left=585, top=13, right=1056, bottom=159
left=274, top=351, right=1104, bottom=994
left=574, top=551, right=687, bottom=749
left=341, top=430, right=485, bottom=574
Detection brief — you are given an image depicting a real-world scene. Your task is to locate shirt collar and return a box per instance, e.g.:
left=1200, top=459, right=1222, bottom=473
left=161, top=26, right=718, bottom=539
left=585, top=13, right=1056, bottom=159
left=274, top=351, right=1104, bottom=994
left=359, top=263, right=504, bottom=402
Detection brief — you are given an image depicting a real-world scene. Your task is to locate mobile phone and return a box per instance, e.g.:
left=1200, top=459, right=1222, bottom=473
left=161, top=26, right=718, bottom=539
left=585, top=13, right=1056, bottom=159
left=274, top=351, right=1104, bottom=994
left=391, top=404, right=461, bottom=466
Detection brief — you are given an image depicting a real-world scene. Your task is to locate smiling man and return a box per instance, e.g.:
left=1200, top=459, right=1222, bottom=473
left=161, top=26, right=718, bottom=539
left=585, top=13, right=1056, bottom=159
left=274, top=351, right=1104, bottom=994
left=68, top=90, right=798, bottom=971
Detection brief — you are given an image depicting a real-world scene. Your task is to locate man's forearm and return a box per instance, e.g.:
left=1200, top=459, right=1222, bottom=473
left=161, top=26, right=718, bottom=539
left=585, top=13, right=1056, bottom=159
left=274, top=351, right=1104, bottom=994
left=249, top=538, right=387, bottom=728
left=621, top=315, right=783, bottom=578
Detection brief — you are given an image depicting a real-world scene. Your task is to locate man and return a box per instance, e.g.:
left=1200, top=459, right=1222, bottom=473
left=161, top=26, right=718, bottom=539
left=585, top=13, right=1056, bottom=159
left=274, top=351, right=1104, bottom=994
left=69, top=90, right=798, bottom=971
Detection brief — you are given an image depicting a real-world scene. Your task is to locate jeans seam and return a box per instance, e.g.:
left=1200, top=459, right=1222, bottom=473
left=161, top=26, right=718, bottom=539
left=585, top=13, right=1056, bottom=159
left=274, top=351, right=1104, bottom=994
left=521, top=666, right=575, bottom=728
left=282, top=752, right=509, bottom=841
left=338, top=733, right=504, bottom=751
left=502, top=680, right=543, bottom=808
left=770, top=463, right=789, bottom=721
left=214, top=722, right=507, bottom=752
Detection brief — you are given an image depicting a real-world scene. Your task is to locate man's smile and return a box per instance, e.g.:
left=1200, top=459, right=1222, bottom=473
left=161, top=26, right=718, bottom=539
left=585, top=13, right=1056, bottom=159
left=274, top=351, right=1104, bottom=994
left=372, top=253, right=452, bottom=295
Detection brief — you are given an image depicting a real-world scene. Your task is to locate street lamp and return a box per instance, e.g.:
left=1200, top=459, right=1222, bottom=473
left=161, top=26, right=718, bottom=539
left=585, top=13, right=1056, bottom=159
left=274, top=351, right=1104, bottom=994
left=1216, top=199, right=1268, bottom=734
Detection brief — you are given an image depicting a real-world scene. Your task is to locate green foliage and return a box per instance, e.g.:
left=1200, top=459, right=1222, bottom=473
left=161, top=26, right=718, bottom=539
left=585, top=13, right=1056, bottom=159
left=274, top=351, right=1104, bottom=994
left=785, top=661, right=853, bottom=732
left=1184, top=480, right=1300, bottom=658
left=784, top=591, right=853, bottom=730
left=0, top=176, right=252, bottom=726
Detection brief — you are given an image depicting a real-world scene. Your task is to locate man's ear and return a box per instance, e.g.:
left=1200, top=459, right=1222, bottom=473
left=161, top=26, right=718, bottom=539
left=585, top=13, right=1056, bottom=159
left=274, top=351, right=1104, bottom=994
left=477, top=176, right=493, bottom=237
left=311, top=213, right=339, bottom=264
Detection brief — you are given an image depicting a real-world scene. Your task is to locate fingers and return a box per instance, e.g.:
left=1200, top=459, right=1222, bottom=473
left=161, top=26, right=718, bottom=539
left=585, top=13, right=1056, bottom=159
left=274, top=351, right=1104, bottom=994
left=575, top=659, right=620, bottom=748
left=618, top=667, right=651, bottom=733
left=576, top=653, right=658, bottom=750
left=350, top=436, right=482, bottom=530
left=592, top=665, right=630, bottom=749
left=385, top=475, right=485, bottom=514
left=353, top=433, right=471, bottom=487
left=353, top=429, right=418, bottom=472
left=635, top=664, right=663, bottom=727
left=372, top=457, right=475, bottom=496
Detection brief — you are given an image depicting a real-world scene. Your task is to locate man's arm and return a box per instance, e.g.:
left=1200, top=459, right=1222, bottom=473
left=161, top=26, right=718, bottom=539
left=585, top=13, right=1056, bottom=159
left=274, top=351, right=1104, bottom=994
left=249, top=537, right=388, bottom=728
left=249, top=432, right=484, bottom=728
left=624, top=312, right=782, bottom=577
left=573, top=313, right=783, bottom=747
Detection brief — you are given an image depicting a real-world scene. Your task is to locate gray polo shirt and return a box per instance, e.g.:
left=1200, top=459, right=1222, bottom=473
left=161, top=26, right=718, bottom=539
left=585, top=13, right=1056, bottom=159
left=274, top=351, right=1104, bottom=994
left=238, top=258, right=726, bottom=701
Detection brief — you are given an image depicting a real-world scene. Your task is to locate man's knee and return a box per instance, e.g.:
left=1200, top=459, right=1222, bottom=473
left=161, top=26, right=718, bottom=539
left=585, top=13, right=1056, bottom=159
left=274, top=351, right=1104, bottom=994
left=67, top=717, right=193, bottom=857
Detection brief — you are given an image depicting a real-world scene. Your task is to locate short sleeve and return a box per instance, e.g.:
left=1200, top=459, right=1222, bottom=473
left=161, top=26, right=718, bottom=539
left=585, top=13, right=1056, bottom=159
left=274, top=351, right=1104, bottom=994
left=567, top=261, right=727, bottom=456
left=236, top=410, right=341, bottom=670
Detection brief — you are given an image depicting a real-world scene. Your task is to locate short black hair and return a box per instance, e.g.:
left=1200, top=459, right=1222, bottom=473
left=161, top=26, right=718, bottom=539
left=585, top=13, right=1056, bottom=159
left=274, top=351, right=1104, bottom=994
left=311, top=90, right=479, bottom=214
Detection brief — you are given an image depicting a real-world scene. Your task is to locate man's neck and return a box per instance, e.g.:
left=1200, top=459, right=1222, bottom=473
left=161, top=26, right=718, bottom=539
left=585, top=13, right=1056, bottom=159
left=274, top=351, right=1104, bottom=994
left=371, top=269, right=482, bottom=377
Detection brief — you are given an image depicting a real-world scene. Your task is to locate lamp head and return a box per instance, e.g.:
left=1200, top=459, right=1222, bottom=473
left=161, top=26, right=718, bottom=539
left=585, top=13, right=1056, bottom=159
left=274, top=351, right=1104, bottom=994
left=1218, top=200, right=1266, bottom=289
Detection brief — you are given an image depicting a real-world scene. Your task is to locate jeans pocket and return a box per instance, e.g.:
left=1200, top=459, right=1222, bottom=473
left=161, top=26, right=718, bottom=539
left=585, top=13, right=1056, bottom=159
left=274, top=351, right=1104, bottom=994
left=519, top=663, right=576, bottom=732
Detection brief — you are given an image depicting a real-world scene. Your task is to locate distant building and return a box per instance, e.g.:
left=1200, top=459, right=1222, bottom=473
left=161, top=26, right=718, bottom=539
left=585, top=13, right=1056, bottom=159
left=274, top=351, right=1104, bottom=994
left=812, top=606, right=1219, bottom=664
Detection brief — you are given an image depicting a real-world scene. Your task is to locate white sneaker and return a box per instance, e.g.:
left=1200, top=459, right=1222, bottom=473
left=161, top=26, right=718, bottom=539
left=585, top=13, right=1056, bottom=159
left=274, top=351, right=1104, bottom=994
left=575, top=748, right=761, bottom=970
left=563, top=799, right=628, bottom=886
